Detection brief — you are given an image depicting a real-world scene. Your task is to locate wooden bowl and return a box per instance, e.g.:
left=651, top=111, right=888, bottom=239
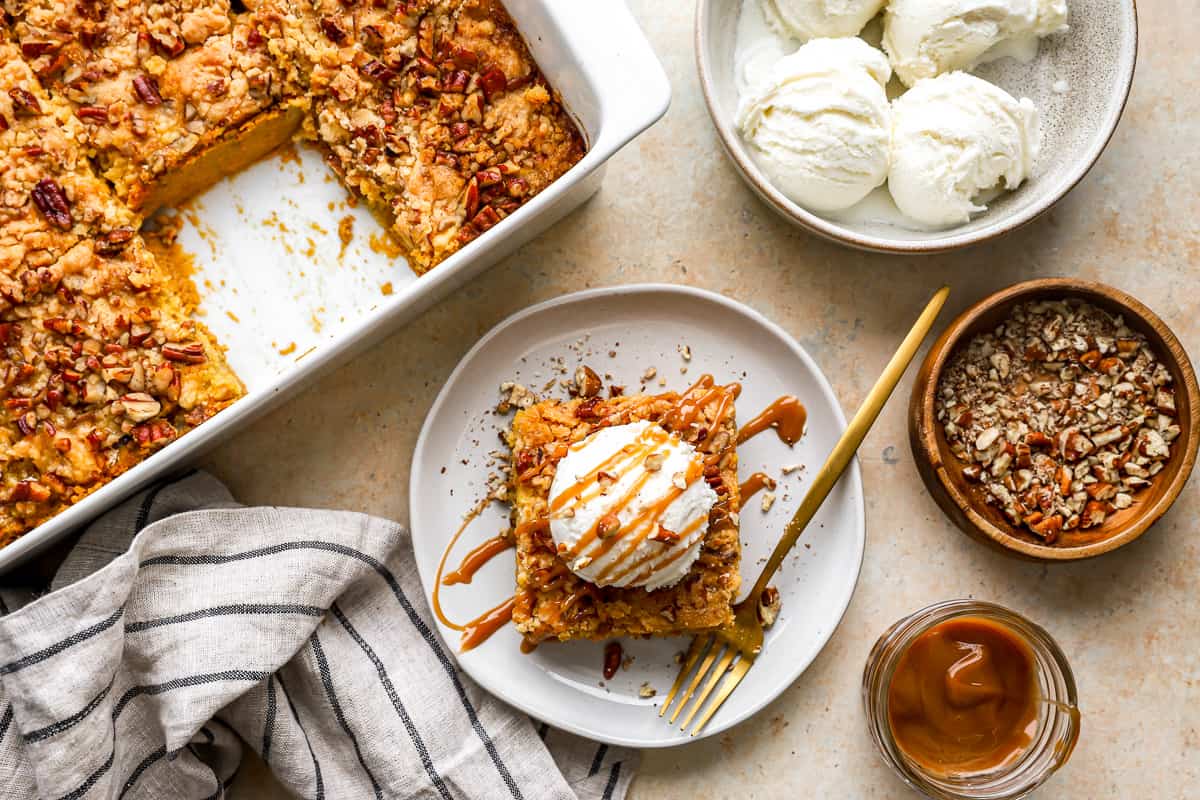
left=910, top=279, right=1200, bottom=561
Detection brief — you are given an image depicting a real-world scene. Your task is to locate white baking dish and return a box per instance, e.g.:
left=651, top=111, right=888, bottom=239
left=0, top=0, right=671, bottom=572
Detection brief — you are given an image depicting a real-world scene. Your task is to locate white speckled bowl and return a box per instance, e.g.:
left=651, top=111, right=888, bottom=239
left=696, top=0, right=1138, bottom=253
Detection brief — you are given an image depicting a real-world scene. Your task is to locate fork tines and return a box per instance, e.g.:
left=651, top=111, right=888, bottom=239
left=657, top=633, right=754, bottom=736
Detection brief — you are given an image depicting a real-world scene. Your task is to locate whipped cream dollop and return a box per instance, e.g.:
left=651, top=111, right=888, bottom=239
left=884, top=0, right=1069, bottom=87
left=547, top=420, right=718, bottom=592
left=888, top=71, right=1040, bottom=227
left=736, top=37, right=893, bottom=213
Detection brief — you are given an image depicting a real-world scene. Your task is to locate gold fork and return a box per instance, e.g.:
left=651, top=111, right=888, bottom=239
left=659, top=286, right=950, bottom=736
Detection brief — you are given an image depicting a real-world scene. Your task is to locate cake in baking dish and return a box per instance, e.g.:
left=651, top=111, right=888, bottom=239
left=0, top=0, right=585, bottom=545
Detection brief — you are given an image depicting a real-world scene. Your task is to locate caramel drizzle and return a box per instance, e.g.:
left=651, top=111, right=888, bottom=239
left=543, top=375, right=745, bottom=587
left=737, top=395, right=806, bottom=446
left=738, top=472, right=775, bottom=501
left=432, top=498, right=523, bottom=652
left=442, top=535, right=514, bottom=586
left=588, top=459, right=706, bottom=582
left=604, top=513, right=708, bottom=585
left=549, top=425, right=670, bottom=513
left=459, top=595, right=518, bottom=652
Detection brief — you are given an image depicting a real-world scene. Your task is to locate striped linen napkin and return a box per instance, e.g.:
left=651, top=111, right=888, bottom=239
left=0, top=471, right=636, bottom=800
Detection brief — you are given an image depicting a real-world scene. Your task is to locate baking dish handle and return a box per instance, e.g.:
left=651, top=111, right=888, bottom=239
left=540, top=0, right=672, bottom=159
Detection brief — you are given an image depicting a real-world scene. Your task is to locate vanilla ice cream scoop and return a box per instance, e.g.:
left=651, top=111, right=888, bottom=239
left=547, top=421, right=718, bottom=591
left=888, top=72, right=1040, bottom=228
left=883, top=0, right=1068, bottom=87
left=761, top=0, right=886, bottom=41
left=736, top=37, right=892, bottom=213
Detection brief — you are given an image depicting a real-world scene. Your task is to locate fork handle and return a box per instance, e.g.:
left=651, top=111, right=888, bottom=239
left=745, top=286, right=950, bottom=605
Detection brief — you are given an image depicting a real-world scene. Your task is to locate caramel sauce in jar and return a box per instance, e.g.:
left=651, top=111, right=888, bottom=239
left=887, top=616, right=1039, bottom=775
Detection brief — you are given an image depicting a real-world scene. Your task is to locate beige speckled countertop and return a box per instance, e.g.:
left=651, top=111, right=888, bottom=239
left=208, top=1, right=1196, bottom=796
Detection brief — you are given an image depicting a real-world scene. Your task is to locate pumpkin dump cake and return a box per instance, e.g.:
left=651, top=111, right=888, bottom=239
left=506, top=378, right=743, bottom=644
left=0, top=1, right=585, bottom=545
left=4, top=0, right=299, bottom=213
left=252, top=0, right=585, bottom=273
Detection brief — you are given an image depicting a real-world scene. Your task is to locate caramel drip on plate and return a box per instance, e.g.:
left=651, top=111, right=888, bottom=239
left=433, top=498, right=492, bottom=631
left=433, top=498, right=521, bottom=652
left=442, top=535, right=514, bottom=586
left=459, top=595, right=519, bottom=652
left=737, top=395, right=807, bottom=446
left=738, top=472, right=775, bottom=501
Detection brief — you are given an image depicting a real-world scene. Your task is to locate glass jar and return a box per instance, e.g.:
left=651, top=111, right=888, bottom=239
left=863, top=600, right=1080, bottom=800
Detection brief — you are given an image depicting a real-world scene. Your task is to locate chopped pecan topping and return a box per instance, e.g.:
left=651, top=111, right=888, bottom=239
left=161, top=342, right=206, bottom=364
left=319, top=17, right=348, bottom=44
left=8, top=87, right=42, bottom=116
left=32, top=179, right=72, bottom=230
left=20, top=41, right=60, bottom=59
left=132, top=75, right=163, bottom=106
left=76, top=105, right=110, bottom=122
left=470, top=205, right=501, bottom=232
left=649, top=525, right=680, bottom=544
left=596, top=514, right=621, bottom=539
left=95, top=228, right=135, bottom=256
left=478, top=66, right=507, bottom=100
left=360, top=60, right=397, bottom=84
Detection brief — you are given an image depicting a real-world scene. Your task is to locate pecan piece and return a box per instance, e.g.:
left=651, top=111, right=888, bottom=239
left=478, top=66, right=507, bottom=100
left=449, top=45, right=478, bottom=69
left=470, top=205, right=501, bottom=232
left=10, top=480, right=51, bottom=503
left=95, top=227, right=134, bottom=255
left=442, top=69, right=469, bottom=93
left=32, top=179, right=72, bottom=230
left=319, top=17, right=348, bottom=44
left=573, top=365, right=602, bottom=398
left=1029, top=513, right=1063, bottom=543
left=757, top=586, right=782, bottom=628
left=119, top=392, right=161, bottom=422
left=575, top=397, right=603, bottom=420
left=360, top=59, right=397, bottom=84
left=602, top=642, right=622, bottom=680
left=161, top=342, right=206, bottom=363
left=76, top=104, right=109, bottom=122
left=476, top=166, right=502, bottom=187
left=596, top=513, right=621, bottom=539
left=8, top=87, right=42, bottom=115
left=132, top=75, right=163, bottom=106
left=21, top=41, right=60, bottom=58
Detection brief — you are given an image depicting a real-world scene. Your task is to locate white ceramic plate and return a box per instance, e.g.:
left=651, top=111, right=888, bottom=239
left=409, top=284, right=865, bottom=747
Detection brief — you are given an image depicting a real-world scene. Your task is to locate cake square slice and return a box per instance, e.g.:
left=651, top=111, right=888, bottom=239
left=6, top=1, right=297, bottom=212
left=507, top=379, right=742, bottom=644
left=0, top=227, right=243, bottom=546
